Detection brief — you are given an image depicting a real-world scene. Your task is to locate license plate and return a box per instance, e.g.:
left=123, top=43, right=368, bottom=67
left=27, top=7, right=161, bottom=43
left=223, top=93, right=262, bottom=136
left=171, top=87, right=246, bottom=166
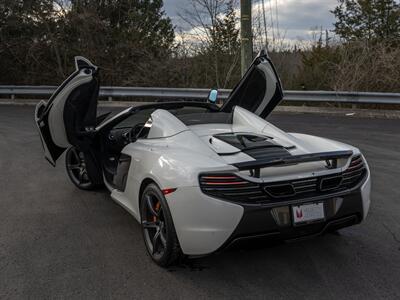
left=292, top=202, right=325, bottom=225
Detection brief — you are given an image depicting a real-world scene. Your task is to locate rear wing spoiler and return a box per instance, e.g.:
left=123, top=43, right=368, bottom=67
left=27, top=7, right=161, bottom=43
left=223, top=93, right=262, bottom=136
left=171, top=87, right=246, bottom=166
left=233, top=150, right=353, bottom=175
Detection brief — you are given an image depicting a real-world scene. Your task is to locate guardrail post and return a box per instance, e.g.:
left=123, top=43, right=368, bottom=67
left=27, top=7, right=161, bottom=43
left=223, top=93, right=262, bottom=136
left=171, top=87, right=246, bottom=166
left=11, top=94, right=15, bottom=101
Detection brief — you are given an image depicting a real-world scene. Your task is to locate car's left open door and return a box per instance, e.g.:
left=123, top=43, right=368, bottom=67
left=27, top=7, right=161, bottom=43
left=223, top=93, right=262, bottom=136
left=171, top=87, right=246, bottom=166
left=220, top=50, right=284, bottom=119
left=34, top=56, right=99, bottom=166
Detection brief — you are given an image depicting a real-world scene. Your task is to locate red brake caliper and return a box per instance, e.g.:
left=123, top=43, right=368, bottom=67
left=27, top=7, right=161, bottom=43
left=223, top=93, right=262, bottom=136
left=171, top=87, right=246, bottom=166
left=153, top=202, right=161, bottom=222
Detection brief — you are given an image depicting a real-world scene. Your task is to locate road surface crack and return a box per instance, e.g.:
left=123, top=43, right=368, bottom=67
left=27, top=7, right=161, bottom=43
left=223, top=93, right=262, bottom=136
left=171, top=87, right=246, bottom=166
left=382, top=222, right=400, bottom=250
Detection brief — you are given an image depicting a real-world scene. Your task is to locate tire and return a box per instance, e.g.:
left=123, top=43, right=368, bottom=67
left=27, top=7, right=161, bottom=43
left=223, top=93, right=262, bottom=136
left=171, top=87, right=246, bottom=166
left=65, top=147, right=97, bottom=190
left=140, top=183, right=183, bottom=267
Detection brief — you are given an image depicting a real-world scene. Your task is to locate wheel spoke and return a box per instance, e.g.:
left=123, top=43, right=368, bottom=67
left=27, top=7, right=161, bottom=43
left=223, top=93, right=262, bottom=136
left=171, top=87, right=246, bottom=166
left=78, top=170, right=84, bottom=183
left=82, top=172, right=89, bottom=182
left=157, top=205, right=163, bottom=217
left=152, top=229, right=161, bottom=254
left=146, top=195, right=159, bottom=217
left=159, top=230, right=167, bottom=247
left=67, top=164, right=81, bottom=170
left=142, top=221, right=159, bottom=229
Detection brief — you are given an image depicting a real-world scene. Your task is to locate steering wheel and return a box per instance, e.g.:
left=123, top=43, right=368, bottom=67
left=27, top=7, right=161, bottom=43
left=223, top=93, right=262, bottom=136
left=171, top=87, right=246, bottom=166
left=122, top=123, right=144, bottom=143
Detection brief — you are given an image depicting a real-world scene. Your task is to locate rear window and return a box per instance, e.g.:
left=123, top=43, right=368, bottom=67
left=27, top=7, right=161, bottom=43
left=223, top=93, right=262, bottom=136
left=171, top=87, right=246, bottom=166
left=174, top=111, right=232, bottom=126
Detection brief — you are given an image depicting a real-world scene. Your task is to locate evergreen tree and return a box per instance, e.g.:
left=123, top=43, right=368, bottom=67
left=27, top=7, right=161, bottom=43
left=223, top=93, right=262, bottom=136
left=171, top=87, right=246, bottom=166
left=212, top=0, right=240, bottom=55
left=0, top=0, right=175, bottom=85
left=0, top=0, right=66, bottom=82
left=332, top=0, right=400, bottom=43
left=70, top=0, right=174, bottom=53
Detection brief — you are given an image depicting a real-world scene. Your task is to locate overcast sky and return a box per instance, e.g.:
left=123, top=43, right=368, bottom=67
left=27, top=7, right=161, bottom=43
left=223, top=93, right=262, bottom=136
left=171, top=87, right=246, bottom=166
left=163, top=0, right=339, bottom=42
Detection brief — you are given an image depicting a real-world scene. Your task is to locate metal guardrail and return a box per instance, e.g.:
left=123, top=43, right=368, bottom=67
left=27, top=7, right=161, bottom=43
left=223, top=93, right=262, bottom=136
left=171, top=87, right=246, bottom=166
left=1, top=85, right=400, bottom=104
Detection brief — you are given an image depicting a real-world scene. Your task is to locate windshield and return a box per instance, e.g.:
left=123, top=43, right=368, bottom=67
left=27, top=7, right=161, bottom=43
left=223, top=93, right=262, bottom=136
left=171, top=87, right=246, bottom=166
left=113, top=108, right=156, bottom=129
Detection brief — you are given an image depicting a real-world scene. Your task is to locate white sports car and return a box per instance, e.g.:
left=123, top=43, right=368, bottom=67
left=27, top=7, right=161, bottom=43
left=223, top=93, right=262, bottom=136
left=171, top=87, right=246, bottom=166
left=35, top=53, right=371, bottom=267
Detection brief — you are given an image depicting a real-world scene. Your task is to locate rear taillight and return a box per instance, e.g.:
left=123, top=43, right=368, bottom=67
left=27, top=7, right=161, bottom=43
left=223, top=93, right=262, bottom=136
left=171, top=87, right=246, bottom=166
left=199, top=174, right=247, bottom=185
left=199, top=173, right=266, bottom=202
left=341, top=155, right=366, bottom=188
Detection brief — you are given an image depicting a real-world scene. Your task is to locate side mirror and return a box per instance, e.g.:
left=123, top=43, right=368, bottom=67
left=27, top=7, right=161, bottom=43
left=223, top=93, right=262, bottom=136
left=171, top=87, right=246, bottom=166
left=208, top=89, right=218, bottom=103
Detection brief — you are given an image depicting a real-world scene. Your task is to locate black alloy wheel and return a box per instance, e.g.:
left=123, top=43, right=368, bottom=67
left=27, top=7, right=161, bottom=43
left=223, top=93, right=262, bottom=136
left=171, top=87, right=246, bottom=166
left=140, top=184, right=182, bottom=267
left=65, top=147, right=96, bottom=190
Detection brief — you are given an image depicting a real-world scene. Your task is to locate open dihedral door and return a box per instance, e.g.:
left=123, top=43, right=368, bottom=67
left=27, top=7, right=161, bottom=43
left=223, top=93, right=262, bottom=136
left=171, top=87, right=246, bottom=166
left=220, top=50, right=284, bottom=119
left=34, top=56, right=99, bottom=166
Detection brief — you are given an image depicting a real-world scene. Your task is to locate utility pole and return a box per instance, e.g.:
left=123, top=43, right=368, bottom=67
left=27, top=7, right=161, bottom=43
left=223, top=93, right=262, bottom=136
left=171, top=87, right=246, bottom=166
left=240, top=0, right=253, bottom=76
left=261, top=0, right=268, bottom=49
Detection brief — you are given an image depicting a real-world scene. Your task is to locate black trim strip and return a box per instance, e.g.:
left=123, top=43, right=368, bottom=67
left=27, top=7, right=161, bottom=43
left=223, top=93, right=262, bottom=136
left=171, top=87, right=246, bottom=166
left=233, top=150, right=353, bottom=170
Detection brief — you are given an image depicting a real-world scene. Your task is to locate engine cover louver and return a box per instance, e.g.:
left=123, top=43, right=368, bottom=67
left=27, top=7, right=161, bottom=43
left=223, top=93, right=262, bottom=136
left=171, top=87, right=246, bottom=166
left=243, top=146, right=291, bottom=160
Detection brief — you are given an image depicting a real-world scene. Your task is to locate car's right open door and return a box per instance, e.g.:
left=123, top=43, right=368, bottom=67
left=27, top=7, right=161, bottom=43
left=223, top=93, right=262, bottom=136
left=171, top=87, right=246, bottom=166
left=220, top=50, right=284, bottom=119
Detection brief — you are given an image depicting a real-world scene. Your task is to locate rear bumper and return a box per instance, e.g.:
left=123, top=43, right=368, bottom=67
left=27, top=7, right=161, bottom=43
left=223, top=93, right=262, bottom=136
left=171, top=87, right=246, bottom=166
left=168, top=169, right=371, bottom=256
left=223, top=215, right=360, bottom=251
left=218, top=189, right=365, bottom=252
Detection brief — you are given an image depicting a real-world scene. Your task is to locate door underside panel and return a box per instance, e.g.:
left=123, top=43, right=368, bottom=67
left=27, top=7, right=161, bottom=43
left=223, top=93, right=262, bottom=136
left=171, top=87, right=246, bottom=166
left=35, top=56, right=99, bottom=166
left=221, top=52, right=283, bottom=119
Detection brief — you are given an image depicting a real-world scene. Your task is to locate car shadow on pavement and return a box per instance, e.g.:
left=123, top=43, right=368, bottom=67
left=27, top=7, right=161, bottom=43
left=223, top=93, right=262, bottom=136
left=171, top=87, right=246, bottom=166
left=168, top=232, right=341, bottom=272
left=160, top=231, right=379, bottom=298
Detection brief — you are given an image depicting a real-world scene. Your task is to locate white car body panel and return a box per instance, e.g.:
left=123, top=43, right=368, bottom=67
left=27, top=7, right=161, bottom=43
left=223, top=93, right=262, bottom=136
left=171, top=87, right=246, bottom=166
left=165, top=187, right=243, bottom=255
left=147, top=109, right=188, bottom=138
left=107, top=106, right=371, bottom=255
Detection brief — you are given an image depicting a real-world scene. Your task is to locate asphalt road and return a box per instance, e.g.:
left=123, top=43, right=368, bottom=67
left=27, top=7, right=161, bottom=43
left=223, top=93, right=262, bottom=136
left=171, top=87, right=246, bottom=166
left=1, top=105, right=400, bottom=299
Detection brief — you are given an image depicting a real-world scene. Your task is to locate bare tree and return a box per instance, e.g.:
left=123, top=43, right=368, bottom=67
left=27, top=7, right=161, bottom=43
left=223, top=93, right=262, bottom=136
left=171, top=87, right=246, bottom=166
left=331, top=42, right=400, bottom=92
left=178, top=0, right=240, bottom=88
